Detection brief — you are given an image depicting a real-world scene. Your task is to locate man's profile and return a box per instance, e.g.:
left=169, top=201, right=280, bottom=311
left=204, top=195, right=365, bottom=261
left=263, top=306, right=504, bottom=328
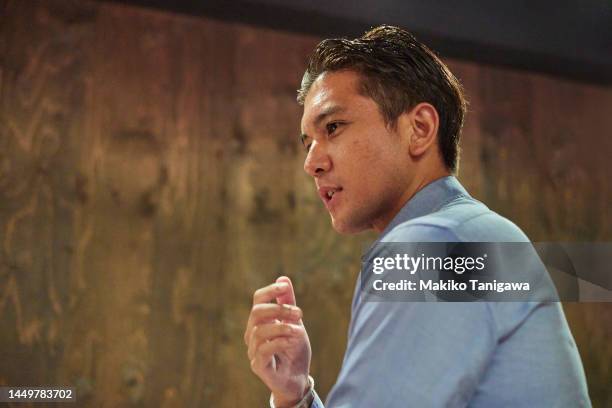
left=244, top=25, right=591, bottom=407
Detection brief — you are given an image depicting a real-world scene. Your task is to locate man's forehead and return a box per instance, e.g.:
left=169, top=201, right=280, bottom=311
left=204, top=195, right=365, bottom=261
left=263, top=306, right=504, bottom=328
left=301, top=71, right=361, bottom=129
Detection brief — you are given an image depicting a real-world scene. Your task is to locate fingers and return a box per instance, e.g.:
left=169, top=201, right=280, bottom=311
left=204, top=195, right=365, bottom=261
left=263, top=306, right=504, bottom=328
left=247, top=321, right=301, bottom=361
left=275, top=276, right=297, bottom=306
left=250, top=336, right=293, bottom=373
left=245, top=279, right=312, bottom=395
left=245, top=281, right=301, bottom=346
left=251, top=303, right=302, bottom=324
left=253, top=281, right=291, bottom=305
left=244, top=303, right=302, bottom=345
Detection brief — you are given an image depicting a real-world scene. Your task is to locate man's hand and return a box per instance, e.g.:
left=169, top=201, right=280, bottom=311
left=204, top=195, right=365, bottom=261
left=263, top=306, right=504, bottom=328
left=245, top=276, right=312, bottom=407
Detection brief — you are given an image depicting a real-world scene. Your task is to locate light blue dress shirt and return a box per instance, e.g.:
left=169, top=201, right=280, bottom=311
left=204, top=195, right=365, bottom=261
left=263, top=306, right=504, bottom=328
left=309, top=176, right=590, bottom=407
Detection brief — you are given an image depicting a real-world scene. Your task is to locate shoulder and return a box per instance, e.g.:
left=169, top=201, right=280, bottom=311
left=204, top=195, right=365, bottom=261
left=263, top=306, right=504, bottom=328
left=385, top=195, right=529, bottom=243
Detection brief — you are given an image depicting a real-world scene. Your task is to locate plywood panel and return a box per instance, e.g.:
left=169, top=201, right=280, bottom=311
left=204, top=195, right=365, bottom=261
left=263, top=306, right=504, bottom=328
left=1, top=1, right=610, bottom=406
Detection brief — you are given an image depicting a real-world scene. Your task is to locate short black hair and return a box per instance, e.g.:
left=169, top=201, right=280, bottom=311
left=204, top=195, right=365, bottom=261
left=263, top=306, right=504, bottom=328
left=298, top=25, right=467, bottom=172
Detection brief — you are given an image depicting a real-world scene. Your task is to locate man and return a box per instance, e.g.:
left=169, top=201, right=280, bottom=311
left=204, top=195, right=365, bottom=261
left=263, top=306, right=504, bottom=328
left=244, top=26, right=591, bottom=407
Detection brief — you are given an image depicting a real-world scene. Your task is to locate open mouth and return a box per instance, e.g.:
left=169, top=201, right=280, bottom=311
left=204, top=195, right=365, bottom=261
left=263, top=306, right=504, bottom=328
left=321, top=187, right=343, bottom=205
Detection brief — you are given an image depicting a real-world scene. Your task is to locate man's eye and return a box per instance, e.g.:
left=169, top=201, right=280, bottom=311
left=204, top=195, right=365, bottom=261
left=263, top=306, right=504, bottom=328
left=326, top=122, right=339, bottom=135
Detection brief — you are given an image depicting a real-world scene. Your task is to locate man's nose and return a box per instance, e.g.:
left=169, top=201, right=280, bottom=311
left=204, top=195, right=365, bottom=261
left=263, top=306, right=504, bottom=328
left=303, top=141, right=331, bottom=177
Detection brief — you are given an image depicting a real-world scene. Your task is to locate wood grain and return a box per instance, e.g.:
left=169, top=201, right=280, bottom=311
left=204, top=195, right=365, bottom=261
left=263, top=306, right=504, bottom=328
left=0, top=1, right=610, bottom=406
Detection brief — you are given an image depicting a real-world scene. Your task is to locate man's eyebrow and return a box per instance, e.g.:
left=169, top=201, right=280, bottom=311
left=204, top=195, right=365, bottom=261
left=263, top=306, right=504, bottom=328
left=300, top=105, right=347, bottom=144
left=314, top=105, right=347, bottom=126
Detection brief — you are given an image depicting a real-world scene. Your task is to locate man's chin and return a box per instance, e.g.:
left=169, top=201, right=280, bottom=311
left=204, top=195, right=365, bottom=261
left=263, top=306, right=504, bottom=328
left=330, top=215, right=368, bottom=235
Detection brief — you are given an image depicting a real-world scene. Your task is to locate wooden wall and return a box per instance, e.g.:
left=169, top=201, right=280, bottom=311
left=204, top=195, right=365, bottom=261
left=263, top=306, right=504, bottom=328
left=1, top=0, right=610, bottom=406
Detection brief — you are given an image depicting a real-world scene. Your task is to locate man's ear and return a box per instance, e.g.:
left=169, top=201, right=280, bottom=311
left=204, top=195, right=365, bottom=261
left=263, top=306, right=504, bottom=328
left=398, top=102, right=439, bottom=157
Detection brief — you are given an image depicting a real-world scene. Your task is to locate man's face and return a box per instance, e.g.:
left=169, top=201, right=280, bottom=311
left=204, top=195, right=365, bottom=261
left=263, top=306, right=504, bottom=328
left=300, top=70, right=414, bottom=234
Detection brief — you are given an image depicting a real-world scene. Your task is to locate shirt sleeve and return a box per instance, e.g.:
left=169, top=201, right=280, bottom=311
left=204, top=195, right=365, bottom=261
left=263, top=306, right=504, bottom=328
left=310, top=390, right=325, bottom=408
left=320, top=223, right=498, bottom=407
left=324, top=300, right=497, bottom=407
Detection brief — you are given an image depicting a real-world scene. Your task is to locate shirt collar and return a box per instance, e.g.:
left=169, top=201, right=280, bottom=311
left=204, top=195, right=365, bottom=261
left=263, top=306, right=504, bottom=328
left=363, top=176, right=470, bottom=258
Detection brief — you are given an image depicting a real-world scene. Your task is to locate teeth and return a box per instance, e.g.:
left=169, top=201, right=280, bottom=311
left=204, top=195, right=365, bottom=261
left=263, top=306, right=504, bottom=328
left=327, top=191, right=334, bottom=198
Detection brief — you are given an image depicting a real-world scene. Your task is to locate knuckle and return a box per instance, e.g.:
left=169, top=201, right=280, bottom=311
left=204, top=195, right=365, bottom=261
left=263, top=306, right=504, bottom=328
left=251, top=303, right=265, bottom=314
left=282, top=305, right=298, bottom=317
left=252, top=289, right=262, bottom=304
left=250, top=325, right=259, bottom=340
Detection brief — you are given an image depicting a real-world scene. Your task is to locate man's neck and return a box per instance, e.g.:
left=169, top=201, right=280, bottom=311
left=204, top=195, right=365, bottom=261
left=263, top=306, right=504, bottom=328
left=372, top=168, right=452, bottom=234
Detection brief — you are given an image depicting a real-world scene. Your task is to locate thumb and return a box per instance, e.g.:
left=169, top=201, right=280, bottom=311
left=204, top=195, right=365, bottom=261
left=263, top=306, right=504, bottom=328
left=275, top=276, right=297, bottom=306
